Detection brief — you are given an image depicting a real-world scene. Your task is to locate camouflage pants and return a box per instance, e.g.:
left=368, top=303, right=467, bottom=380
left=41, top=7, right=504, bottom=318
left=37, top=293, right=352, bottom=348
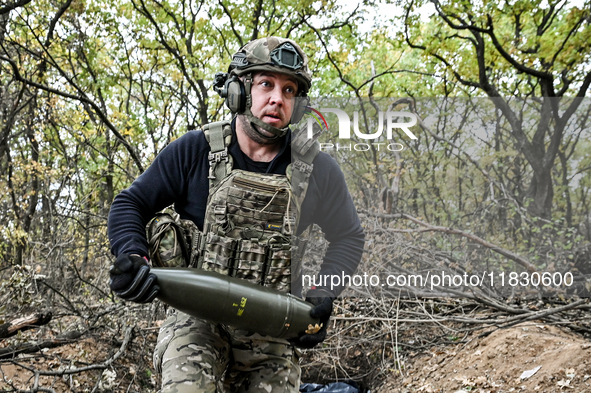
left=154, top=311, right=301, bottom=393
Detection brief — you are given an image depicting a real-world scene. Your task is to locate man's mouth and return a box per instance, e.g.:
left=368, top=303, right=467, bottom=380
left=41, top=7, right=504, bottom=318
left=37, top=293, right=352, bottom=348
left=263, top=113, right=283, bottom=123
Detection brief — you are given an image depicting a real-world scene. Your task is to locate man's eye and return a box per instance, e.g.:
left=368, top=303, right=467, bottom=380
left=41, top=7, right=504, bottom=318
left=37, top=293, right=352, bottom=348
left=285, top=86, right=296, bottom=95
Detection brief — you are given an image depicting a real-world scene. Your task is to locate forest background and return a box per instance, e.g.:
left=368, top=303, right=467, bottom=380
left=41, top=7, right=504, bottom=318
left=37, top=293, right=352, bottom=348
left=1, top=0, right=591, bottom=391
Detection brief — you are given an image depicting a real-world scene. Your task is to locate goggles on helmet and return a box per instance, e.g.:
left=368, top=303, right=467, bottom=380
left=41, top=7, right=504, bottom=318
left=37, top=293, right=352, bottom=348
left=229, top=46, right=303, bottom=70
left=270, top=43, right=303, bottom=70
left=227, top=37, right=312, bottom=94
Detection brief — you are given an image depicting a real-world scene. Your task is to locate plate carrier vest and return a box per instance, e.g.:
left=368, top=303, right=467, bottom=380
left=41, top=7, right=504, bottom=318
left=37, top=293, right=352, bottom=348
left=147, top=120, right=320, bottom=294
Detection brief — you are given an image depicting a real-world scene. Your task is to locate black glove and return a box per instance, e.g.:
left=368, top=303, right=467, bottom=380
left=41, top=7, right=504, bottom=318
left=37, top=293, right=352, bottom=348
left=109, top=253, right=159, bottom=303
left=291, top=288, right=334, bottom=349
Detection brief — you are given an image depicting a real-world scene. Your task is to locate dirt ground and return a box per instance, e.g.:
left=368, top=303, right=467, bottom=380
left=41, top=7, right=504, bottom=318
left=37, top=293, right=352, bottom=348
left=0, top=323, right=160, bottom=392
left=380, top=323, right=591, bottom=393
left=3, top=320, right=591, bottom=392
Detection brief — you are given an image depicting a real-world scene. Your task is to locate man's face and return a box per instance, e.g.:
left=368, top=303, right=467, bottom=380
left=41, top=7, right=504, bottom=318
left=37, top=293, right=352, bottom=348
left=249, top=72, right=298, bottom=130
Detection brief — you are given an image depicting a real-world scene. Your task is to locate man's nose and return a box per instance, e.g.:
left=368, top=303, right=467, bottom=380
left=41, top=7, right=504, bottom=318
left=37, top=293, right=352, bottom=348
left=269, top=86, right=285, bottom=106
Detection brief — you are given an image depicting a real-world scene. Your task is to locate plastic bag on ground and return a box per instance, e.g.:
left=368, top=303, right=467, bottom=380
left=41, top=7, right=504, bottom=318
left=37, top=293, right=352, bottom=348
left=300, top=380, right=361, bottom=393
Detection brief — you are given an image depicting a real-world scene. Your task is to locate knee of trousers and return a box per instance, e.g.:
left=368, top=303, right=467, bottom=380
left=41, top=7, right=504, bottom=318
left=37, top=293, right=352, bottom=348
left=154, top=311, right=231, bottom=392
left=225, top=331, right=302, bottom=393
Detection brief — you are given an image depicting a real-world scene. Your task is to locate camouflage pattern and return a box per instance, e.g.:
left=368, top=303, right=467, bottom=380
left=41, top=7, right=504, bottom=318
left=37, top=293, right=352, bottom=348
left=146, top=130, right=306, bottom=292
left=199, top=169, right=296, bottom=292
left=154, top=311, right=301, bottom=393
left=147, top=210, right=202, bottom=268
left=234, top=240, right=267, bottom=283
left=147, top=212, right=188, bottom=268
left=266, top=241, right=292, bottom=293
left=229, top=37, right=312, bottom=94
left=202, top=232, right=236, bottom=276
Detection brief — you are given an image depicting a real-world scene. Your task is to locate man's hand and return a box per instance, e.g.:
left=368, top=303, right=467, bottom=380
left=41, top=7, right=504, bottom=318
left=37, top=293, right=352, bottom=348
left=109, top=254, right=159, bottom=303
left=292, top=288, right=334, bottom=348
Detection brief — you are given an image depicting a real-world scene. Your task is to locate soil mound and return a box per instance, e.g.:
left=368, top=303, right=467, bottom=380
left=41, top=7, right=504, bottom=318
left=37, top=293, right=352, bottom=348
left=381, top=324, right=591, bottom=392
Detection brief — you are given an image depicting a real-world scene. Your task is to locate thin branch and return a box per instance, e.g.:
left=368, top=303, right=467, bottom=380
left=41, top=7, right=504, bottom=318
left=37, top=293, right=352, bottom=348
left=384, top=212, right=537, bottom=273
left=0, top=0, right=31, bottom=14
left=38, top=326, right=134, bottom=375
left=217, top=0, right=243, bottom=47
left=0, top=55, right=145, bottom=172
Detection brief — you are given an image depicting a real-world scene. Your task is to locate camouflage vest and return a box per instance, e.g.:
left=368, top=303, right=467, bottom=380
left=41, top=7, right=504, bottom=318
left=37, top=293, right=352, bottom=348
left=197, top=121, right=319, bottom=293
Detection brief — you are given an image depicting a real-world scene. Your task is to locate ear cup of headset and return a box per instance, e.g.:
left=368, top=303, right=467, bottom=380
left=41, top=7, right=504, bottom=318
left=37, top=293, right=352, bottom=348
left=291, top=95, right=310, bottom=124
left=224, top=76, right=246, bottom=113
left=223, top=74, right=308, bottom=124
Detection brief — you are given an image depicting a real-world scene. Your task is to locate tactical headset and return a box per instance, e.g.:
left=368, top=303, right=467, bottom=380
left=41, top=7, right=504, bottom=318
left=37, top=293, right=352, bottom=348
left=214, top=71, right=309, bottom=125
left=213, top=39, right=312, bottom=139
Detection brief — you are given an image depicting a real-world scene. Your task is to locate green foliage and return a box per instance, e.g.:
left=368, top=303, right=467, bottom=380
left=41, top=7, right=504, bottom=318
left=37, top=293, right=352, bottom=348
left=0, top=0, right=590, bottom=288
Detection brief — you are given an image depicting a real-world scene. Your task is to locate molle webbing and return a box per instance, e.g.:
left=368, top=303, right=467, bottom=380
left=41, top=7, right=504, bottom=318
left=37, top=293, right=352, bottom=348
left=204, top=121, right=233, bottom=189
left=290, top=140, right=319, bottom=214
left=200, top=170, right=294, bottom=292
left=199, top=120, right=320, bottom=293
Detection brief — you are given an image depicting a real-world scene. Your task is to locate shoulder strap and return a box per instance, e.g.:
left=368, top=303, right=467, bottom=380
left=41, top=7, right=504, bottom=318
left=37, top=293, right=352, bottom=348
left=290, top=140, right=320, bottom=212
left=203, top=118, right=321, bottom=215
left=203, top=120, right=233, bottom=189
left=290, top=118, right=324, bottom=210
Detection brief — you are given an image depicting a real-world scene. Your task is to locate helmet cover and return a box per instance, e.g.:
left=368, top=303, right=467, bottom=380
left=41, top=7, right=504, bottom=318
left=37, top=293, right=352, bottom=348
left=229, top=37, right=312, bottom=95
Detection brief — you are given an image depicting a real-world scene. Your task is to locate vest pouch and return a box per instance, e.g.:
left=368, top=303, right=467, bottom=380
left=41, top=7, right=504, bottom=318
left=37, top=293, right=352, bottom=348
left=147, top=212, right=191, bottom=268
left=264, top=241, right=292, bottom=292
left=181, top=218, right=202, bottom=268
left=233, top=240, right=268, bottom=284
left=201, top=232, right=237, bottom=275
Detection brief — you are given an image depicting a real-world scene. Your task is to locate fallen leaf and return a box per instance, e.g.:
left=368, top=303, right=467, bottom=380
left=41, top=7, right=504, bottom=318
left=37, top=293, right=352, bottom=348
left=520, top=365, right=542, bottom=380
left=557, top=379, right=572, bottom=389
left=418, top=384, right=433, bottom=392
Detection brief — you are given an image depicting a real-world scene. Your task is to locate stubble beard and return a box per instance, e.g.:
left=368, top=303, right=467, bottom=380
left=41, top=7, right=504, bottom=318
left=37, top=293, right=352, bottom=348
left=237, top=114, right=278, bottom=145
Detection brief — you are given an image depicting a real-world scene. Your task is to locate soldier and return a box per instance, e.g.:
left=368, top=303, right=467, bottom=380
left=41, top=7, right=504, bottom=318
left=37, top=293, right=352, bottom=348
left=107, top=36, right=365, bottom=392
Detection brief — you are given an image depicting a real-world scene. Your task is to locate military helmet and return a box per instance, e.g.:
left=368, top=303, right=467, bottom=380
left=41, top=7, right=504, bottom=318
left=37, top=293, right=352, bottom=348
left=228, top=37, right=312, bottom=95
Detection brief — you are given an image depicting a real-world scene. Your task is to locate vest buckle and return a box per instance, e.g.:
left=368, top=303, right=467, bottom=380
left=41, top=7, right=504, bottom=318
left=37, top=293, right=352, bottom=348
left=208, top=149, right=229, bottom=179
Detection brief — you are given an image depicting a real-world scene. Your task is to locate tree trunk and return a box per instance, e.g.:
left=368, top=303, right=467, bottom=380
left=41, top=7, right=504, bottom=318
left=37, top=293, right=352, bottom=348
left=524, top=168, right=554, bottom=220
